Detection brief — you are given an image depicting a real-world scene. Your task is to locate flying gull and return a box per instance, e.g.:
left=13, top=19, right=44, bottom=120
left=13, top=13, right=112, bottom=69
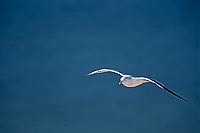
left=86, top=68, right=188, bottom=102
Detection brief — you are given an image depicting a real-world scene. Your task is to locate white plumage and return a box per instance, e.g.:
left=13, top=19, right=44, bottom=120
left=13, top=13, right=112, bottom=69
left=87, top=68, right=188, bottom=102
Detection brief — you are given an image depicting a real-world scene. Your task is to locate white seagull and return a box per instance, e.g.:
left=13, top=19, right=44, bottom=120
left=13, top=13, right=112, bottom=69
left=87, top=68, right=188, bottom=102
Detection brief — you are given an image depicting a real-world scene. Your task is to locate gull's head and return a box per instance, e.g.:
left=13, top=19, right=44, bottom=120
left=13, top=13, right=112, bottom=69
left=87, top=69, right=108, bottom=76
left=119, top=75, right=133, bottom=85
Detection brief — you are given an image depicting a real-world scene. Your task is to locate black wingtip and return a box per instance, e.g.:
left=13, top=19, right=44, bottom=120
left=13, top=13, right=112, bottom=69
left=179, top=95, right=189, bottom=102
left=178, top=96, right=189, bottom=102
left=150, top=79, right=188, bottom=102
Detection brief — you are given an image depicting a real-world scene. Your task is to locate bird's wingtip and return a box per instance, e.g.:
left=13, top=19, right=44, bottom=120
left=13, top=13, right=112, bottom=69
left=183, top=99, right=189, bottom=102
left=85, top=73, right=92, bottom=76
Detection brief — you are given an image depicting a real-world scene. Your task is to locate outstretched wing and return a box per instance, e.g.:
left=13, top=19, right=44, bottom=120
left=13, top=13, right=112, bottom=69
left=87, top=68, right=124, bottom=76
left=145, top=78, right=188, bottom=102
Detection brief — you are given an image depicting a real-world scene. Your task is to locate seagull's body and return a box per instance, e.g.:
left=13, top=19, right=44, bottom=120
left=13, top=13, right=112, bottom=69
left=87, top=68, right=188, bottom=102
left=119, top=75, right=149, bottom=87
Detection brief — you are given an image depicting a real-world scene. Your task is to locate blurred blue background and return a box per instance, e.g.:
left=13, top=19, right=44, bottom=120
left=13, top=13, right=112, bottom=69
left=0, top=0, right=199, bottom=133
